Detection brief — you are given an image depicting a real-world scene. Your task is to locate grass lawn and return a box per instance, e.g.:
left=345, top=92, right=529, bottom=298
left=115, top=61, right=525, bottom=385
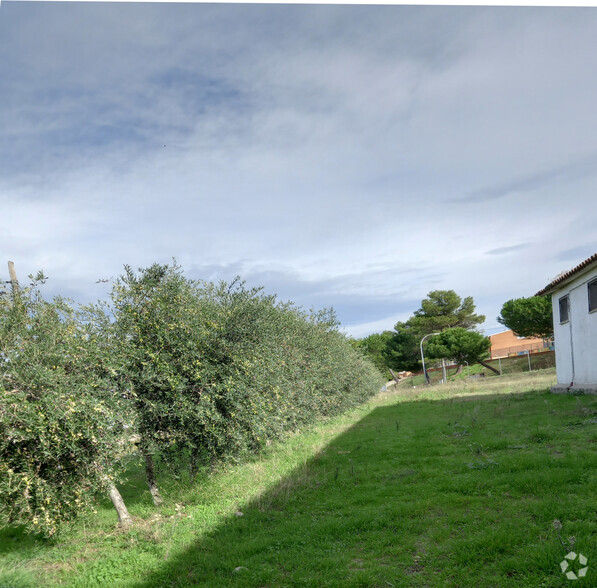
left=2, top=368, right=597, bottom=587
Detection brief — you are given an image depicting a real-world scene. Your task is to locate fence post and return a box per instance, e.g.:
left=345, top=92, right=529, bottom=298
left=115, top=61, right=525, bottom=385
left=8, top=261, right=19, bottom=296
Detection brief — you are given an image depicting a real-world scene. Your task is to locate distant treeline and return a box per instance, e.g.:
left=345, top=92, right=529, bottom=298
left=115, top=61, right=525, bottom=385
left=351, top=290, right=490, bottom=379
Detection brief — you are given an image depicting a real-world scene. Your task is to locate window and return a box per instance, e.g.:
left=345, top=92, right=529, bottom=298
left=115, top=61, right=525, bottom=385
left=559, top=295, right=569, bottom=323
left=589, top=279, right=597, bottom=313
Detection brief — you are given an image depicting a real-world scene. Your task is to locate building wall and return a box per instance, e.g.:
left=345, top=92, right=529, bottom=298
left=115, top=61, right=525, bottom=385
left=551, top=267, right=597, bottom=387
left=489, top=329, right=547, bottom=359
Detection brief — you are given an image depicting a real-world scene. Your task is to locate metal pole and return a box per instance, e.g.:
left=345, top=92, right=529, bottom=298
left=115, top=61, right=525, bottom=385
left=441, top=358, right=447, bottom=384
left=464, top=360, right=469, bottom=377
left=527, top=350, right=532, bottom=372
left=498, top=357, right=502, bottom=376
left=420, top=332, right=440, bottom=385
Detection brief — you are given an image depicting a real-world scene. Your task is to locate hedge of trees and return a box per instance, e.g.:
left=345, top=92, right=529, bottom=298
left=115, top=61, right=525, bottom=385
left=0, top=263, right=383, bottom=537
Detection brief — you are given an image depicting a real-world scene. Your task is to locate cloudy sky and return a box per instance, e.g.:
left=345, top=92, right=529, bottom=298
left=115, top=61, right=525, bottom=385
left=1, top=3, right=597, bottom=337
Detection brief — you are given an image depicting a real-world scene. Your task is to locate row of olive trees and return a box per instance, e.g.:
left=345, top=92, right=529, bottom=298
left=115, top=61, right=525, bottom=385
left=0, top=263, right=383, bottom=537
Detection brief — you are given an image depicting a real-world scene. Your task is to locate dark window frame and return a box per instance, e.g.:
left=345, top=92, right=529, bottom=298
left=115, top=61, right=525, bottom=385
left=559, top=295, right=570, bottom=324
left=588, top=279, right=597, bottom=313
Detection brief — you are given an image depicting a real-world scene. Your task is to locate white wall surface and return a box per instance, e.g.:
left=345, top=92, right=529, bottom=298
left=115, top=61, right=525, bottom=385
left=551, top=266, right=597, bottom=387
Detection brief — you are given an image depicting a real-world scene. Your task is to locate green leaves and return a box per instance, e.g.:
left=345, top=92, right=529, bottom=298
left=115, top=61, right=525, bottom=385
left=426, top=328, right=491, bottom=366
left=378, top=290, right=486, bottom=373
left=0, top=285, right=126, bottom=537
left=1, top=261, right=383, bottom=536
left=498, top=296, right=553, bottom=339
left=410, top=290, right=485, bottom=333
left=351, top=332, right=394, bottom=375
left=382, top=327, right=422, bottom=373
left=109, top=262, right=384, bottom=471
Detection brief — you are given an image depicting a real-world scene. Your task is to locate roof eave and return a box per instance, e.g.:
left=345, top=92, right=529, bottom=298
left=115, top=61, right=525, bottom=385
left=536, top=253, right=597, bottom=296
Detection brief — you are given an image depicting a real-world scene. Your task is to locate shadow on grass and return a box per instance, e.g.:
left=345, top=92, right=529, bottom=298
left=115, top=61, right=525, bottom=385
left=121, top=387, right=577, bottom=588
left=6, top=384, right=587, bottom=588
left=0, top=463, right=153, bottom=562
left=0, top=524, right=42, bottom=557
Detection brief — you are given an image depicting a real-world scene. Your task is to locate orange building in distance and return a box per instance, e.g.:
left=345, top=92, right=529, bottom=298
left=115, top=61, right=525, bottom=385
left=489, top=329, right=550, bottom=359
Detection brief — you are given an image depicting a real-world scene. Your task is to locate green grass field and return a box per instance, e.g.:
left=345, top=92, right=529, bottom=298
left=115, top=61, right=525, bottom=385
left=2, top=368, right=597, bottom=587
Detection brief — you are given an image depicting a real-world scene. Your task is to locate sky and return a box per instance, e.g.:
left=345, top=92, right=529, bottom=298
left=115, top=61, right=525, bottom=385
left=1, top=3, right=597, bottom=338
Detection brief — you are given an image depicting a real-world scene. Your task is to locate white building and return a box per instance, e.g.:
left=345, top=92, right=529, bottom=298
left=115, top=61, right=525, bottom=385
left=537, top=253, right=597, bottom=394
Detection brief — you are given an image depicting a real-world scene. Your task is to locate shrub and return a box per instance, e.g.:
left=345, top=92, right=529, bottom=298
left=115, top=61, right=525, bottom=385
left=109, top=264, right=383, bottom=481
left=0, top=278, right=127, bottom=537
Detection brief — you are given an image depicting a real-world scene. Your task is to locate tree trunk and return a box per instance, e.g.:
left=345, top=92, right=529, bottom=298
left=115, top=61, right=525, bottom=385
left=478, top=360, right=500, bottom=375
left=108, top=481, right=133, bottom=527
left=142, top=449, right=164, bottom=507
left=388, top=369, right=401, bottom=385
left=455, top=364, right=463, bottom=375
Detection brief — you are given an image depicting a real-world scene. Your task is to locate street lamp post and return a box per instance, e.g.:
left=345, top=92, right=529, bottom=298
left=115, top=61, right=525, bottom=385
left=420, top=332, right=440, bottom=385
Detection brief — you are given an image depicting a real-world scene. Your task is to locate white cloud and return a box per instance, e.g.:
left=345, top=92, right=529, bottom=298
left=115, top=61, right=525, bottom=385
left=1, top=5, right=597, bottom=336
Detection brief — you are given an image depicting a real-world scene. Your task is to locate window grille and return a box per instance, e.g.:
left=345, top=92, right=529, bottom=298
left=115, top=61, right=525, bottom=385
left=559, top=295, right=569, bottom=323
left=588, top=279, right=597, bottom=313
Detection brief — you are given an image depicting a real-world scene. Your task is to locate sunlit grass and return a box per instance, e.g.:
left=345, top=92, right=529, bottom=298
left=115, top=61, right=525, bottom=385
left=3, top=368, right=597, bottom=587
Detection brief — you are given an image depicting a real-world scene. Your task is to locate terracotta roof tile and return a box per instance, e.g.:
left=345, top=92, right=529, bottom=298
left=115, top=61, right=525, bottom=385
left=536, top=253, right=597, bottom=296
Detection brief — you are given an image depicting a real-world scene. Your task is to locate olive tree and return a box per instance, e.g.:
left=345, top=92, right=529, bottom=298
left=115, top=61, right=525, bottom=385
left=108, top=263, right=383, bottom=494
left=0, top=274, right=131, bottom=536
left=108, top=262, right=218, bottom=503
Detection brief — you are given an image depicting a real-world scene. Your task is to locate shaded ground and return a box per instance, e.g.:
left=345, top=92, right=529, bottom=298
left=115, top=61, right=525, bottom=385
left=128, top=383, right=595, bottom=586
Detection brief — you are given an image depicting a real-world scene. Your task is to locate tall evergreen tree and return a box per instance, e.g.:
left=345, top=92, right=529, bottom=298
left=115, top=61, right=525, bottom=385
left=385, top=290, right=485, bottom=372
left=408, top=290, right=485, bottom=333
